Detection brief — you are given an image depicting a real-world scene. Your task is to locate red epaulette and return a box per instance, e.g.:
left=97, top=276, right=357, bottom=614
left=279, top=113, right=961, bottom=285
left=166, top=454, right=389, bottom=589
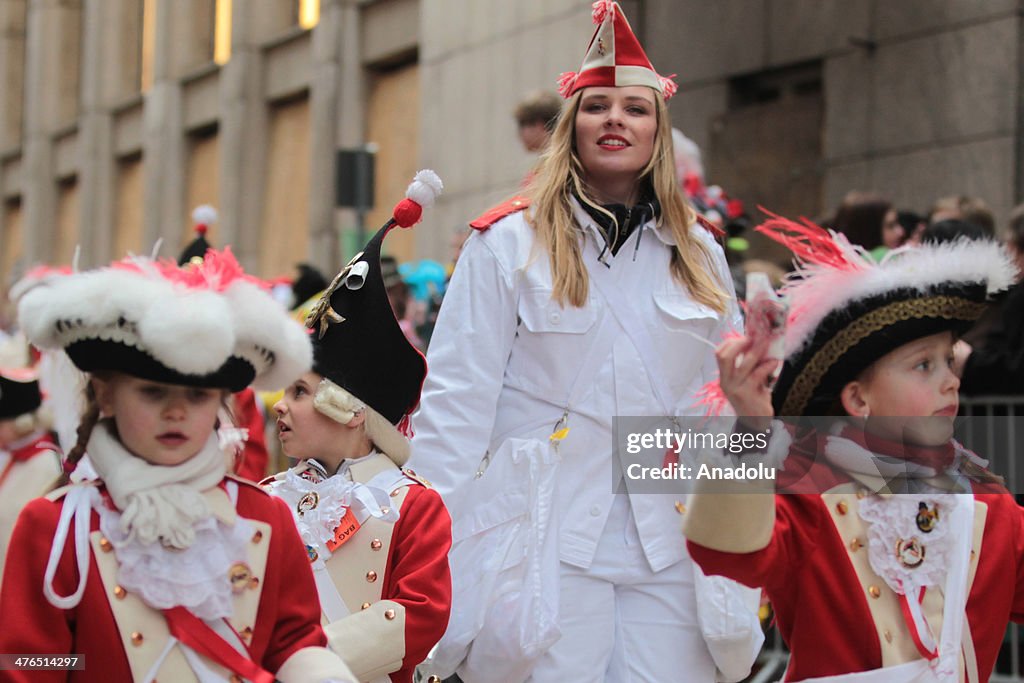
left=469, top=196, right=531, bottom=231
left=694, top=213, right=725, bottom=238
left=227, top=473, right=272, bottom=493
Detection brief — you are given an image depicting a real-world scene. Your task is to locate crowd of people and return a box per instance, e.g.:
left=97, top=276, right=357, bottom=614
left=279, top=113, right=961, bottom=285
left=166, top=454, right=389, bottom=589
left=1, top=2, right=1024, bottom=682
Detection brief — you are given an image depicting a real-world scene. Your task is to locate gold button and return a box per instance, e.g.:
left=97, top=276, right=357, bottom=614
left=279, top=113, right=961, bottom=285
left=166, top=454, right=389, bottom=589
left=868, top=585, right=881, bottom=599
left=836, top=500, right=848, bottom=515
left=384, top=608, right=396, bottom=620
left=131, top=631, right=144, bottom=645
left=252, top=530, right=263, bottom=543
left=427, top=677, right=441, bottom=683
left=380, top=507, right=391, bottom=515
left=114, top=585, right=127, bottom=599
left=99, top=537, right=113, bottom=552
left=240, top=626, right=253, bottom=642
left=971, top=549, right=977, bottom=560
left=371, top=539, right=383, bottom=551
left=248, top=577, right=260, bottom=590
left=849, top=538, right=862, bottom=552
left=884, top=630, right=892, bottom=643
left=856, top=489, right=867, bottom=499
left=361, top=602, right=371, bottom=610
left=674, top=501, right=686, bottom=515
left=366, top=570, right=378, bottom=582
left=390, top=490, right=400, bottom=497
left=229, top=562, right=253, bottom=593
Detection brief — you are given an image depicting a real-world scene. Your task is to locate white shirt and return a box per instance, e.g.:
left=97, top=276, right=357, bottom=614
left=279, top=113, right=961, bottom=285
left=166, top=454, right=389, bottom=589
left=410, top=199, right=741, bottom=571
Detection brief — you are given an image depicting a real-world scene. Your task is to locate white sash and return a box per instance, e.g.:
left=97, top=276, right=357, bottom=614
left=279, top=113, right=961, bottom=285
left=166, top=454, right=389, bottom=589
left=795, top=659, right=934, bottom=682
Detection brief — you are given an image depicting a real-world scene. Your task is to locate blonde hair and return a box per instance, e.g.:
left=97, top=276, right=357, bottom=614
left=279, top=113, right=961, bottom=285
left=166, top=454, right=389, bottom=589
left=313, top=379, right=410, bottom=466
left=524, top=89, right=729, bottom=312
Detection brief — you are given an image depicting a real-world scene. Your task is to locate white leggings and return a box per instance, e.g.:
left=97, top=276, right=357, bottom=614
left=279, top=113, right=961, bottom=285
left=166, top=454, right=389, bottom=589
left=529, top=495, right=717, bottom=683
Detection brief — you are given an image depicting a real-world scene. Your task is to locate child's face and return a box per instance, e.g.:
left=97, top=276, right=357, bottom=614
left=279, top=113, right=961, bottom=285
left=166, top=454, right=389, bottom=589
left=847, top=331, right=960, bottom=446
left=94, top=374, right=224, bottom=466
left=273, top=372, right=350, bottom=462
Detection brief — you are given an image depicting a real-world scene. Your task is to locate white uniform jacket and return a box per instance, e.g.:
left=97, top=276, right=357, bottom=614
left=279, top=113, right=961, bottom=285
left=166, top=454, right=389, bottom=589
left=410, top=198, right=741, bottom=572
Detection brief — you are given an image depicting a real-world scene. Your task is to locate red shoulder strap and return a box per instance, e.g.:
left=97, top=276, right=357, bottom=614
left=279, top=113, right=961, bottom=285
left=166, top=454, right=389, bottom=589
left=469, top=196, right=531, bottom=231
left=694, top=213, right=725, bottom=238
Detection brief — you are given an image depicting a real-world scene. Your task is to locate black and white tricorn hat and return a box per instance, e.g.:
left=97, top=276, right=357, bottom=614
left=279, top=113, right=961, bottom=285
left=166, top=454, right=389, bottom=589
left=18, top=248, right=312, bottom=393
left=757, top=213, right=1017, bottom=416
left=304, top=170, right=441, bottom=446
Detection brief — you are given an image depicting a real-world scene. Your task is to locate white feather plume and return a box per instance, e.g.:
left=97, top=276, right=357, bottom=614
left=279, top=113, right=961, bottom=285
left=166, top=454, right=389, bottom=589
left=781, top=237, right=1018, bottom=359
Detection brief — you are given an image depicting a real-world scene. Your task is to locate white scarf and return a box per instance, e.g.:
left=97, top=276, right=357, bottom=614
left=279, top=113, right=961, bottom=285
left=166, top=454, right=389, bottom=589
left=87, top=419, right=227, bottom=549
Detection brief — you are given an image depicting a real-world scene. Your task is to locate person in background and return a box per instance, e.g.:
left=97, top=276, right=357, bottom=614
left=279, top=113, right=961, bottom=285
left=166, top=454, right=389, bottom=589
left=514, top=90, right=563, bottom=154
left=898, top=209, right=927, bottom=247
left=956, top=203, right=1024, bottom=396
left=832, top=191, right=903, bottom=261
left=929, top=194, right=996, bottom=236
left=0, top=335, right=61, bottom=583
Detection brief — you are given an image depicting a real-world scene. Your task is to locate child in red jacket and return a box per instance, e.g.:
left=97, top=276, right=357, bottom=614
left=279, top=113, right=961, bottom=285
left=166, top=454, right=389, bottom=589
left=264, top=171, right=452, bottom=683
left=684, top=216, right=1024, bottom=682
left=0, top=248, right=354, bottom=682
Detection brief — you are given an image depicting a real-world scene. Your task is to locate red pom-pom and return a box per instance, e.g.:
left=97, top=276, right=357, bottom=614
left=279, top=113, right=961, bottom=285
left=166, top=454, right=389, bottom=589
left=392, top=198, right=422, bottom=228
left=194, top=223, right=209, bottom=235
left=659, top=74, right=678, bottom=100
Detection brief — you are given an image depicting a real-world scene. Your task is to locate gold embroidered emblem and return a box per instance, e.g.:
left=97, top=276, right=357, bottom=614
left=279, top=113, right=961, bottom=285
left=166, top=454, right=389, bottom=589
left=305, top=251, right=364, bottom=338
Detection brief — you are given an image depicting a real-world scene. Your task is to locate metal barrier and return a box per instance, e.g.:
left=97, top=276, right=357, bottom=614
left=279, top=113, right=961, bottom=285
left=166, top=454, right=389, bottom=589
left=746, top=396, right=1024, bottom=682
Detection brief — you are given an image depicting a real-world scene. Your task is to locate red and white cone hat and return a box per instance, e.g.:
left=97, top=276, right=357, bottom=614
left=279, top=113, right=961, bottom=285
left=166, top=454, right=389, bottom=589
left=558, top=1, right=677, bottom=99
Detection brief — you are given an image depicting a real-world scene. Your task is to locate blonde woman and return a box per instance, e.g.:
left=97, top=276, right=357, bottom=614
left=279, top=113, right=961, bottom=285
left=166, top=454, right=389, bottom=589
left=410, top=3, right=758, bottom=682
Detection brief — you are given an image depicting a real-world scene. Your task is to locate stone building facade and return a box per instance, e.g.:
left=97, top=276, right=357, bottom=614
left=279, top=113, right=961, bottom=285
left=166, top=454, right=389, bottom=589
left=1, top=0, right=1021, bottom=300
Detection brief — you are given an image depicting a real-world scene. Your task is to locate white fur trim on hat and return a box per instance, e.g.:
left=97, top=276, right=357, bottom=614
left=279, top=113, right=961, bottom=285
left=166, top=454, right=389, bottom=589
left=18, top=252, right=312, bottom=391
left=782, top=238, right=1018, bottom=359
left=222, top=279, right=312, bottom=391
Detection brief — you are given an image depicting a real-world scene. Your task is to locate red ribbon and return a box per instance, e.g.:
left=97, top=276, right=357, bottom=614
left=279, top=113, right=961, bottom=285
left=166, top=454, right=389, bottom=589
left=164, top=606, right=274, bottom=683
left=897, top=586, right=938, bottom=661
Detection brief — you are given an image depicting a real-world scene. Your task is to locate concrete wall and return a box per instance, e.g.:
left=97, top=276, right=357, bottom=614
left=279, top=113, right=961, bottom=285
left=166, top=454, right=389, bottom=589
left=2, top=0, right=1021, bottom=290
left=643, top=0, right=1020, bottom=225
left=417, top=0, right=594, bottom=260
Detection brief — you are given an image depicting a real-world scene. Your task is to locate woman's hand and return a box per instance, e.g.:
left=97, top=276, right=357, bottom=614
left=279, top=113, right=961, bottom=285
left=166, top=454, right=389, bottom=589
left=716, top=335, right=779, bottom=425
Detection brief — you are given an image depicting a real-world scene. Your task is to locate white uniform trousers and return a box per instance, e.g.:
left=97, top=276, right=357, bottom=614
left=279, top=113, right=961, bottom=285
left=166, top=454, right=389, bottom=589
left=530, top=494, right=717, bottom=683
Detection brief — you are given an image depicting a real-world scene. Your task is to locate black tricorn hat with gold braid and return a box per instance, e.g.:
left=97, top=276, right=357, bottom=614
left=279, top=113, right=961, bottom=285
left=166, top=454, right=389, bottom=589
left=756, top=213, right=1017, bottom=416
